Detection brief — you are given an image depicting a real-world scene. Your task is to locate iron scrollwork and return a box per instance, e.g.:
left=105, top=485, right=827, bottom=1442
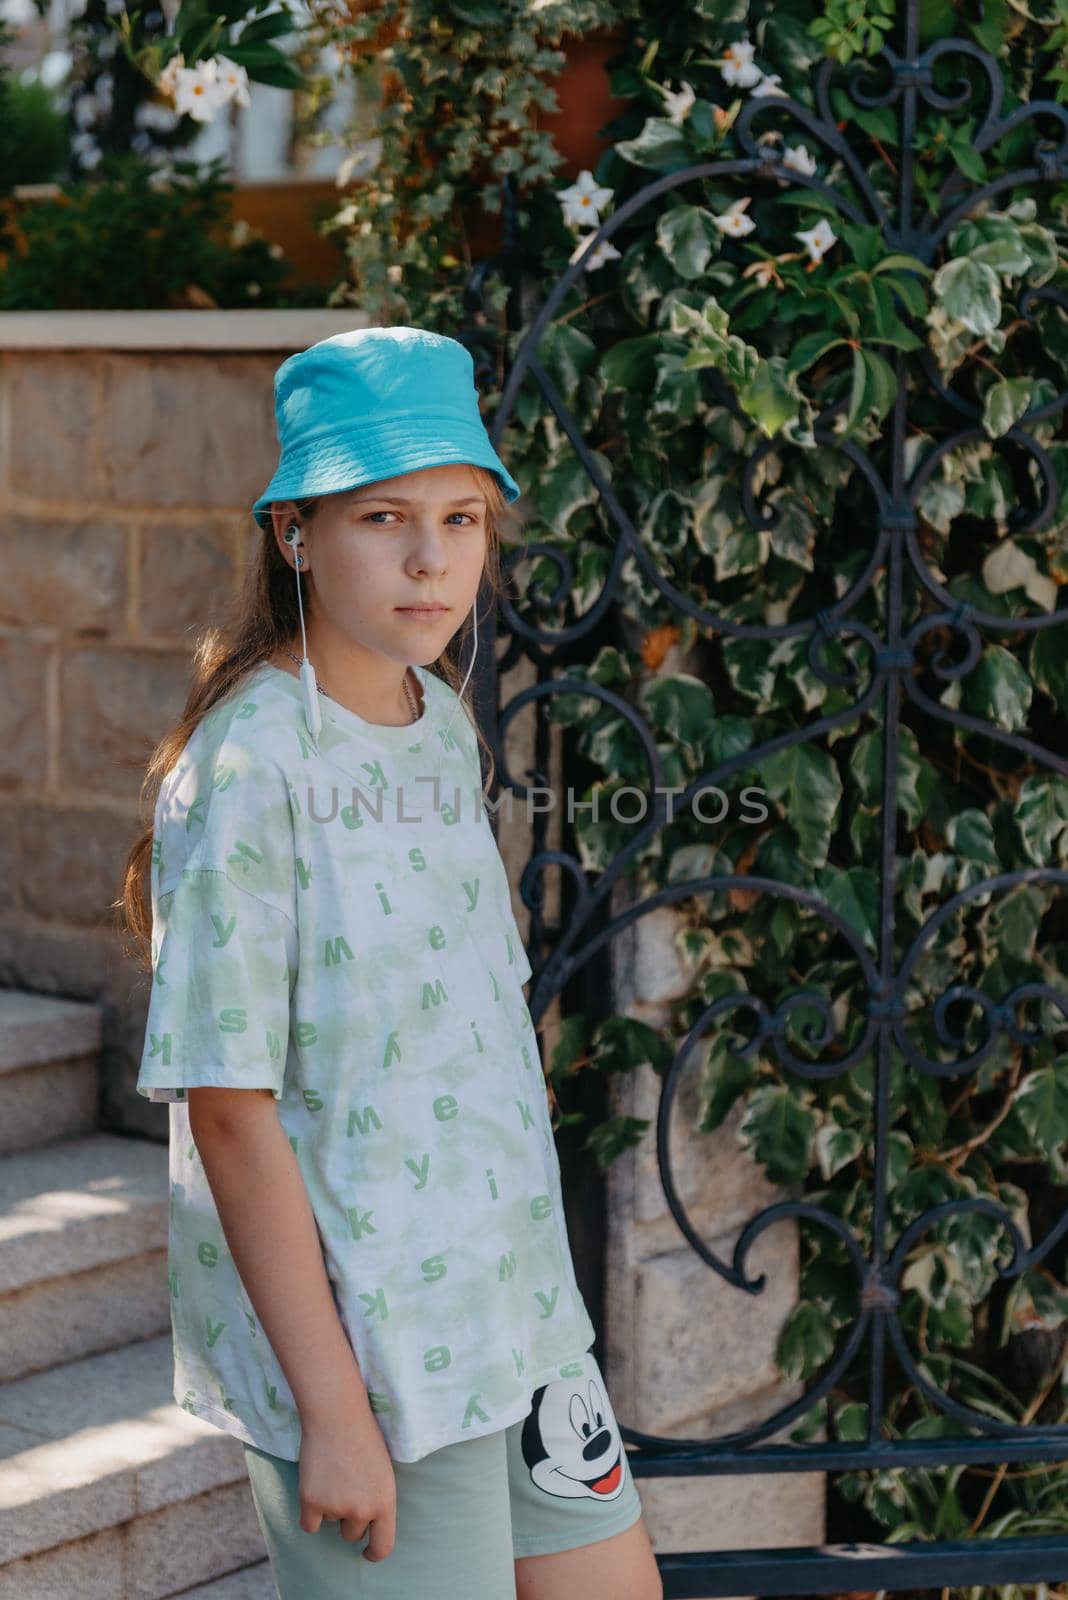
left=462, top=3, right=1068, bottom=1592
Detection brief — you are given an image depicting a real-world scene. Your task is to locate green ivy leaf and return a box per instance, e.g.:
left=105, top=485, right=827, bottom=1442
left=753, top=743, right=844, bottom=867
left=615, top=116, right=692, bottom=172
left=1015, top=776, right=1068, bottom=865
left=1012, top=1057, right=1068, bottom=1157
left=845, top=345, right=898, bottom=430
left=698, top=1037, right=757, bottom=1131
left=600, top=334, right=660, bottom=392
left=591, top=1015, right=674, bottom=1076
left=1030, top=625, right=1068, bottom=711
left=932, top=255, right=1002, bottom=335
left=815, top=1117, right=865, bottom=1180
left=959, top=644, right=1033, bottom=732
left=739, top=355, right=803, bottom=438
left=548, top=1013, right=591, bottom=1087
left=585, top=1115, right=651, bottom=1169
left=640, top=673, right=716, bottom=757
left=537, top=319, right=598, bottom=398
left=776, top=1299, right=835, bottom=1381
left=738, top=1083, right=817, bottom=1184
left=655, top=204, right=720, bottom=280
left=816, top=865, right=879, bottom=954
left=982, top=376, right=1033, bottom=438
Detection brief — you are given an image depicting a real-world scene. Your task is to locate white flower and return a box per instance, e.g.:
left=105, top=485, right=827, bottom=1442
left=782, top=143, right=817, bottom=176
left=558, top=169, right=614, bottom=229
left=157, top=52, right=184, bottom=97
left=750, top=72, right=786, bottom=98
left=336, top=138, right=382, bottom=185
left=569, top=231, right=622, bottom=271
left=795, top=218, right=837, bottom=264
left=213, top=55, right=251, bottom=110
left=719, top=38, right=763, bottom=88
left=38, top=50, right=72, bottom=89
left=661, top=80, right=696, bottom=125
left=172, top=59, right=228, bottom=123
left=71, top=130, right=102, bottom=168
left=712, top=196, right=756, bottom=237
left=73, top=91, right=100, bottom=128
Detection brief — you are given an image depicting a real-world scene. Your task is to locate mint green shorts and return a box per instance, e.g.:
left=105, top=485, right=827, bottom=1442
left=242, top=1350, right=644, bottom=1598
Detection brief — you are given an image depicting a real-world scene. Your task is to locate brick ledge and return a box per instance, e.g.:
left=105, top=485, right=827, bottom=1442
left=0, top=308, right=371, bottom=352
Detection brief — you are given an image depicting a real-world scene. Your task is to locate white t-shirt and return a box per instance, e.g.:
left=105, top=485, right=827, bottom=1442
left=137, top=661, right=596, bottom=1462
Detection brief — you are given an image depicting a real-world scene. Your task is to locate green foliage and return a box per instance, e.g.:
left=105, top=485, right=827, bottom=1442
left=0, top=153, right=331, bottom=309
left=112, top=0, right=307, bottom=98
left=171, top=0, right=1068, bottom=1564
left=0, top=75, right=67, bottom=188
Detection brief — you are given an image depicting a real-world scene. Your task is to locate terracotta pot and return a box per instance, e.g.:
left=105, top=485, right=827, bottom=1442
left=463, top=27, right=630, bottom=261
left=227, top=179, right=349, bottom=290
left=244, top=22, right=631, bottom=280
left=534, top=29, right=630, bottom=178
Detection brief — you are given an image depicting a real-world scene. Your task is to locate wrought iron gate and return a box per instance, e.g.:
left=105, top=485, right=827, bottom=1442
left=460, top=4, right=1068, bottom=1592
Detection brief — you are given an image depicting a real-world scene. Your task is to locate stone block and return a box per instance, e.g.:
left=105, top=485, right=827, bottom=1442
left=0, top=1253, right=170, bottom=1382
left=0, top=1057, right=99, bottom=1159
left=0, top=919, right=112, bottom=996
left=0, top=516, right=126, bottom=633
left=626, top=1056, right=784, bottom=1238
left=21, top=804, right=140, bottom=928
left=0, top=805, right=17, bottom=913
left=629, top=1224, right=799, bottom=1438
left=61, top=646, right=190, bottom=799
left=98, top=354, right=279, bottom=511
left=0, top=635, right=48, bottom=788
left=126, top=1478, right=267, bottom=1600
left=3, top=353, right=100, bottom=502
left=138, top=519, right=237, bottom=643
left=634, top=1461, right=825, bottom=1569
left=632, top=903, right=693, bottom=1004
left=0, top=1521, right=125, bottom=1600
left=178, top=1563, right=276, bottom=1599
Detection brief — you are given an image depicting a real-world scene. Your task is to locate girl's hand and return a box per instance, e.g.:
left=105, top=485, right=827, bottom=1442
left=297, top=1410, right=398, bottom=1561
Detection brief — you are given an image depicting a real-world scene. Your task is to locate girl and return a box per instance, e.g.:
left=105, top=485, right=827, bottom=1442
left=120, top=326, right=662, bottom=1600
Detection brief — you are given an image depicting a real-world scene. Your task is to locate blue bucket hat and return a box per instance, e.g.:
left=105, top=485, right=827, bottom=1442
left=251, top=325, right=522, bottom=530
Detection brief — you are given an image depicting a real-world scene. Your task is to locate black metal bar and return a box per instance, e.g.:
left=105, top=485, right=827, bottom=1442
left=456, top=0, right=1068, bottom=1586
left=658, top=1535, right=1068, bottom=1598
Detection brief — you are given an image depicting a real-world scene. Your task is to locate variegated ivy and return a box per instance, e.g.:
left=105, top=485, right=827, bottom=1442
left=265, top=0, right=1068, bottom=1527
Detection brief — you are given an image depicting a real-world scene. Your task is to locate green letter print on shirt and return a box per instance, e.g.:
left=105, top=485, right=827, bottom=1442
left=137, top=663, right=596, bottom=1463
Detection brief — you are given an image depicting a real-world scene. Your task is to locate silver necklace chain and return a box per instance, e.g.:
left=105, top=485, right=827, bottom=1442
left=283, top=649, right=419, bottom=724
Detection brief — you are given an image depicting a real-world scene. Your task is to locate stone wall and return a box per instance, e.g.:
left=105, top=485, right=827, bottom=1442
left=0, top=310, right=824, bottom=1581
left=492, top=640, right=826, bottom=1574
left=0, top=310, right=367, bottom=1135
left=604, top=892, right=826, bottom=1564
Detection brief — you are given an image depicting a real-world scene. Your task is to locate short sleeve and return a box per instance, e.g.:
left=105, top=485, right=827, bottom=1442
left=137, top=866, right=297, bottom=1104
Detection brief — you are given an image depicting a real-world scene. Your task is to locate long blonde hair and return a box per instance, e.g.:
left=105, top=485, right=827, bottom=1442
left=115, top=465, right=514, bottom=972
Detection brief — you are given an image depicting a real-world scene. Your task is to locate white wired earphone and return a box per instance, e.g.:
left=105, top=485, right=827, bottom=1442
left=283, top=521, right=478, bottom=792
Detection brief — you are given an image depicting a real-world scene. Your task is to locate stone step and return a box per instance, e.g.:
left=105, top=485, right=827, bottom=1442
left=0, top=1131, right=170, bottom=1382
left=0, top=989, right=103, bottom=1158
left=0, top=1333, right=268, bottom=1598
left=172, top=1561, right=276, bottom=1598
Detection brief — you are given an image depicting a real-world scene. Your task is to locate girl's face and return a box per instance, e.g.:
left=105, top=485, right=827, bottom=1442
left=271, top=462, right=489, bottom=670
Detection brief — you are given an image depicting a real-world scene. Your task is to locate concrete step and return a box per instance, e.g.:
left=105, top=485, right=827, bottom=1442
left=0, top=989, right=102, bottom=1158
left=172, top=1562, right=276, bottom=1598
left=0, top=1333, right=268, bottom=1599
left=0, top=1132, right=170, bottom=1382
